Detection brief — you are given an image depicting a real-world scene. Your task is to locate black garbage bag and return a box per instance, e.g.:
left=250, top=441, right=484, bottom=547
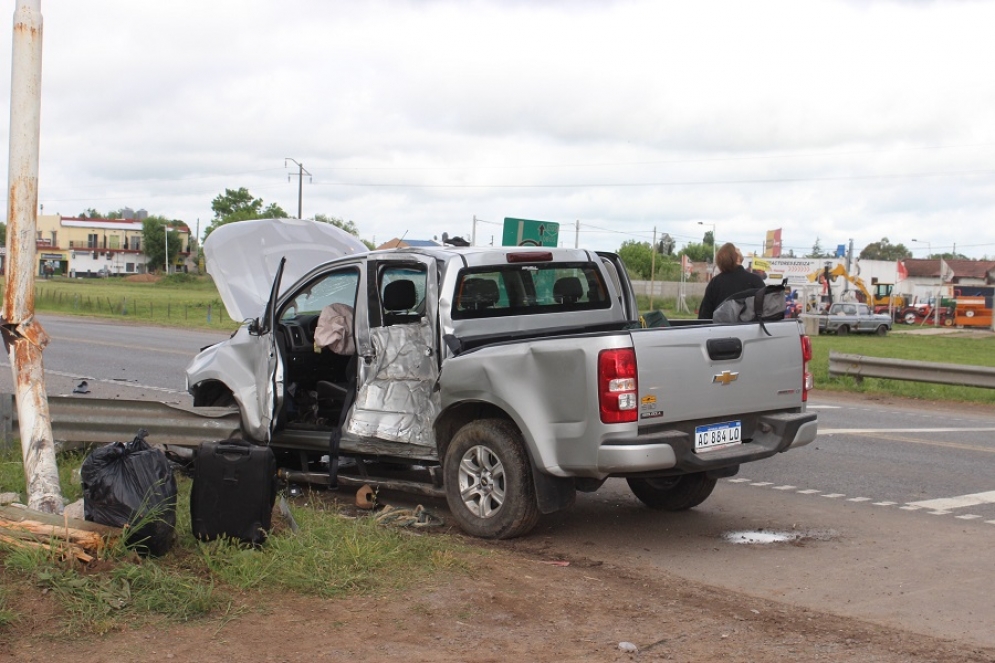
left=81, top=430, right=178, bottom=556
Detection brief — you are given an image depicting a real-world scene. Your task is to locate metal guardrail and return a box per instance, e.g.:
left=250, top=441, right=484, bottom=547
left=828, top=351, right=995, bottom=389
left=0, top=394, right=241, bottom=451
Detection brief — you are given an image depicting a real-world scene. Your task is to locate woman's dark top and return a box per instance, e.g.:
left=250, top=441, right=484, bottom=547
left=697, top=265, right=766, bottom=319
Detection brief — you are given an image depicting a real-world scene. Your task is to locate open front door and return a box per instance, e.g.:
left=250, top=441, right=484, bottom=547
left=251, top=257, right=286, bottom=443
left=348, top=253, right=440, bottom=449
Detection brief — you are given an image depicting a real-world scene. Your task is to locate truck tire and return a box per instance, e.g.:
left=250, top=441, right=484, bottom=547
left=903, top=311, right=918, bottom=325
left=836, top=325, right=850, bottom=336
left=626, top=473, right=717, bottom=511
left=444, top=419, right=540, bottom=539
left=875, top=325, right=888, bottom=336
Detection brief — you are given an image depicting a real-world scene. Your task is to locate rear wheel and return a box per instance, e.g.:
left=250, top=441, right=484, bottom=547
left=836, top=325, right=850, bottom=336
left=443, top=419, right=539, bottom=539
left=627, top=473, right=717, bottom=511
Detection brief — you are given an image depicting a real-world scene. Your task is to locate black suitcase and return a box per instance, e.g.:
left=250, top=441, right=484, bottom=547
left=190, top=439, right=277, bottom=545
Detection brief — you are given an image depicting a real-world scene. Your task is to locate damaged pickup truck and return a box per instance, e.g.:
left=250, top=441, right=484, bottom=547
left=186, top=218, right=817, bottom=539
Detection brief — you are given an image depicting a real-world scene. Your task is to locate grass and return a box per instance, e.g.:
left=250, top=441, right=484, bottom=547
left=0, top=446, right=470, bottom=636
left=810, top=330, right=995, bottom=405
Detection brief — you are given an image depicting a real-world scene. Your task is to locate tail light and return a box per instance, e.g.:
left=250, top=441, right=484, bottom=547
left=599, top=348, right=638, bottom=423
left=801, top=335, right=814, bottom=402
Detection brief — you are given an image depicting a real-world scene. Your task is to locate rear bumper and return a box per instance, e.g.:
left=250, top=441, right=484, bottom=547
left=595, top=411, right=817, bottom=478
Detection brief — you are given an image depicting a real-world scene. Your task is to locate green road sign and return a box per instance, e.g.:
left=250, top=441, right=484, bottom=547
left=502, top=218, right=559, bottom=247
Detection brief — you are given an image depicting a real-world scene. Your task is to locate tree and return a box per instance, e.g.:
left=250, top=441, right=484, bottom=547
left=806, top=237, right=834, bottom=259
left=314, top=213, right=359, bottom=236
left=142, top=215, right=185, bottom=274
left=617, top=240, right=654, bottom=279
left=314, top=213, right=375, bottom=250
left=205, top=188, right=289, bottom=238
left=681, top=241, right=713, bottom=264
left=859, top=237, right=912, bottom=261
left=656, top=233, right=675, bottom=257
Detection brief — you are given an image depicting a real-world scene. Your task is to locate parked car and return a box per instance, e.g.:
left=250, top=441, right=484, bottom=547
left=818, top=302, right=892, bottom=335
left=186, top=218, right=818, bottom=539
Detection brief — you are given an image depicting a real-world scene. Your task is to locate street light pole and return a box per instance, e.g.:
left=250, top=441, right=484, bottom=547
left=910, top=238, right=930, bottom=258
left=164, top=225, right=168, bottom=274
left=285, top=158, right=311, bottom=219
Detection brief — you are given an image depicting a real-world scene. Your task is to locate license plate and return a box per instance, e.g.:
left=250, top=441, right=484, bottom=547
left=694, top=421, right=742, bottom=452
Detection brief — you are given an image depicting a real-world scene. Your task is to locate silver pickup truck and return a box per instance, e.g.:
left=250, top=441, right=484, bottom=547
left=186, top=219, right=817, bottom=538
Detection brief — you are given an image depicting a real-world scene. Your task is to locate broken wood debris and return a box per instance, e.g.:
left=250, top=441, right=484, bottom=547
left=0, top=504, right=121, bottom=564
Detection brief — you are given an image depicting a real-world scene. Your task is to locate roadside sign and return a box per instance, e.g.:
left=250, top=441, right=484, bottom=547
left=502, top=218, right=559, bottom=247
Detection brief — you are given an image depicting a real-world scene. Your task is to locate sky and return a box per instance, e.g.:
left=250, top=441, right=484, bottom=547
left=3, top=0, right=995, bottom=259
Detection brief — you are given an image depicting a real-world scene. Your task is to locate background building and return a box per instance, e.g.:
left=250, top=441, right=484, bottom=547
left=18, top=214, right=192, bottom=277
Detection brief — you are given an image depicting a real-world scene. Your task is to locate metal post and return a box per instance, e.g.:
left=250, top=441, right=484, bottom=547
left=471, top=215, right=478, bottom=246
left=649, top=227, right=657, bottom=311
left=2, top=0, right=62, bottom=514
left=285, top=158, right=310, bottom=219
left=164, top=225, right=168, bottom=274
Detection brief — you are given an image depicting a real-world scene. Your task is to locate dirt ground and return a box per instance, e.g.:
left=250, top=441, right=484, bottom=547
left=3, top=391, right=994, bottom=661
left=3, top=530, right=993, bottom=663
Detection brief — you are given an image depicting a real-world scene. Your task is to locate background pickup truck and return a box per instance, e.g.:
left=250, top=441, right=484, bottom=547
left=186, top=218, right=818, bottom=539
left=818, top=302, right=893, bottom=336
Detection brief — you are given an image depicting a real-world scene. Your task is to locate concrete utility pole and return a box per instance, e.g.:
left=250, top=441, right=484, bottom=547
left=2, top=0, right=63, bottom=514
left=285, top=158, right=311, bottom=219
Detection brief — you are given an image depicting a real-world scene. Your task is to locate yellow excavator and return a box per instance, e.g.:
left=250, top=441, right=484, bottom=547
left=806, top=264, right=906, bottom=312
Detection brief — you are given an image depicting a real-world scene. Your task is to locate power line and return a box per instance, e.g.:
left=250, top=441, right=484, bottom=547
left=312, top=168, right=995, bottom=189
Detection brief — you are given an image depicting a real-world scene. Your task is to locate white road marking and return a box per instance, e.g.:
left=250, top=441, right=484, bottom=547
left=820, top=427, right=995, bottom=434
left=727, top=481, right=995, bottom=529
left=0, top=362, right=183, bottom=394
left=908, top=491, right=995, bottom=511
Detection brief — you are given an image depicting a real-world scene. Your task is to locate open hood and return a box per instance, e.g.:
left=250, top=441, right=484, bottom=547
left=205, top=218, right=368, bottom=321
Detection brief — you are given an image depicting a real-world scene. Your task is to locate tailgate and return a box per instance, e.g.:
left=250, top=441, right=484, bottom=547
left=629, top=320, right=806, bottom=424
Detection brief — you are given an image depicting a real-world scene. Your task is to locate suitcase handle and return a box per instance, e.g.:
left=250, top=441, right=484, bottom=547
left=214, top=442, right=252, bottom=459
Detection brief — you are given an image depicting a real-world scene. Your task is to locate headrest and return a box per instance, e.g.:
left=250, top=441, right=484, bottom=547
left=383, top=280, right=416, bottom=311
left=553, top=276, right=583, bottom=303
left=460, top=278, right=499, bottom=310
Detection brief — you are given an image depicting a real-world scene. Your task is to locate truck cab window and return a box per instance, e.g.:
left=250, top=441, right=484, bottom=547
left=379, top=264, right=427, bottom=326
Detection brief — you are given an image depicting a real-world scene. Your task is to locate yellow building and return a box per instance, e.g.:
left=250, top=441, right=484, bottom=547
left=26, top=214, right=191, bottom=277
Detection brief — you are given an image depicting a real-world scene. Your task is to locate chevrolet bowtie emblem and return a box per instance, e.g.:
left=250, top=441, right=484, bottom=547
left=712, top=371, right=739, bottom=386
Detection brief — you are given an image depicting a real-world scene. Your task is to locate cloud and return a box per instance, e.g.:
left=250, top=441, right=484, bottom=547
left=1, top=0, right=994, bottom=258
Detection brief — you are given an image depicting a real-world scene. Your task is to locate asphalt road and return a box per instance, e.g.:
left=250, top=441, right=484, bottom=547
left=0, top=314, right=229, bottom=401
left=5, top=315, right=995, bottom=648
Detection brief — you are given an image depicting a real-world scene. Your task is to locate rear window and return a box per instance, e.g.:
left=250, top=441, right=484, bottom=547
left=452, top=262, right=611, bottom=320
